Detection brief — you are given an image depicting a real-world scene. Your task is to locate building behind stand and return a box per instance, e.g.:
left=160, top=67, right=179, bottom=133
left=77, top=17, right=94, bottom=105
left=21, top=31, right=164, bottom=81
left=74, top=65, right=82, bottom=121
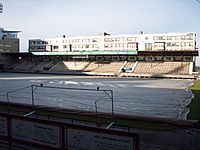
left=0, top=27, right=20, bottom=69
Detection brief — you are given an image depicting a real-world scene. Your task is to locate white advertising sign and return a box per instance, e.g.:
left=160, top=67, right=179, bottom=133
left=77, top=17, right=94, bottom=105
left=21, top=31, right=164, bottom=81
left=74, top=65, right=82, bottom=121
left=11, top=119, right=61, bottom=148
left=67, top=128, right=134, bottom=150
left=0, top=116, right=7, bottom=136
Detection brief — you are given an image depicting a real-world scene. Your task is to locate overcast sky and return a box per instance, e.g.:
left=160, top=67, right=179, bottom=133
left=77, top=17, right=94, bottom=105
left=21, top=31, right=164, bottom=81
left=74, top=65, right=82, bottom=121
left=1, top=0, right=200, bottom=64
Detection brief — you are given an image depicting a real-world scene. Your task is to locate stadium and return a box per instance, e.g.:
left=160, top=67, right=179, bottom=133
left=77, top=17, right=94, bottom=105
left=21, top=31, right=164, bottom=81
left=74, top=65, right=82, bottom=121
left=0, top=26, right=200, bottom=149
left=2, top=31, right=198, bottom=79
left=1, top=2, right=200, bottom=148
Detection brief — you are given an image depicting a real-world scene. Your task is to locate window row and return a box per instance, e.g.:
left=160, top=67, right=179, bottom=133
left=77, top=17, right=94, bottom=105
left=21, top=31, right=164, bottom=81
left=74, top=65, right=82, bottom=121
left=146, top=42, right=194, bottom=48
left=153, top=35, right=194, bottom=41
left=104, top=43, right=138, bottom=48
left=29, top=46, right=46, bottom=50
left=63, top=39, right=98, bottom=43
left=104, top=37, right=137, bottom=42
left=29, top=41, right=48, bottom=45
left=63, top=44, right=99, bottom=49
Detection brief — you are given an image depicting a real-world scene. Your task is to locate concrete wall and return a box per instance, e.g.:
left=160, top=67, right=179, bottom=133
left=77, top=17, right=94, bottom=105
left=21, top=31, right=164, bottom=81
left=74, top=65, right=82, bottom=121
left=0, top=39, right=19, bottom=53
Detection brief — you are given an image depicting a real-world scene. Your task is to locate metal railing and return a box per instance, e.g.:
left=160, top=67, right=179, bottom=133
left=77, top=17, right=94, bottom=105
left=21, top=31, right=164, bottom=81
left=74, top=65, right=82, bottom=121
left=6, top=84, right=114, bottom=115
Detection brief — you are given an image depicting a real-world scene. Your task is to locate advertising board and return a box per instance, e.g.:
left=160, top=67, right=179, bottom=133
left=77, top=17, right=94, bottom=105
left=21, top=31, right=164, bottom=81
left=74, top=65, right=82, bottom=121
left=0, top=116, right=7, bottom=136
left=12, top=119, right=61, bottom=149
left=67, top=128, right=138, bottom=150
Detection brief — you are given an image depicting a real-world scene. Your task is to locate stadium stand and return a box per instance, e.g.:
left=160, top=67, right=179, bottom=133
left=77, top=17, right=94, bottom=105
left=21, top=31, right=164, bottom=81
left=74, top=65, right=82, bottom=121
left=1, top=31, right=198, bottom=79
left=12, top=60, right=37, bottom=71
left=9, top=58, right=193, bottom=77
left=31, top=61, right=54, bottom=72
left=83, top=61, right=123, bottom=73
left=133, top=61, right=190, bottom=75
left=124, top=61, right=135, bottom=69
left=121, top=61, right=136, bottom=73
left=45, top=61, right=124, bottom=74
left=50, top=61, right=90, bottom=72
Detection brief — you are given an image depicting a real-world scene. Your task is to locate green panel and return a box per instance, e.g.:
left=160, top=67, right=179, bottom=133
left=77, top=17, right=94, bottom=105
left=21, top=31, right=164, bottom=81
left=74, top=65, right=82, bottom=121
left=32, top=50, right=137, bottom=56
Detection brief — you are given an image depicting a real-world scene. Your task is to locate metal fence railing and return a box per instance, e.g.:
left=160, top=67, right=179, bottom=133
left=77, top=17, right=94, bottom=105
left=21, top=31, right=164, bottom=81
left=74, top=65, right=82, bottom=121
left=6, top=84, right=114, bottom=115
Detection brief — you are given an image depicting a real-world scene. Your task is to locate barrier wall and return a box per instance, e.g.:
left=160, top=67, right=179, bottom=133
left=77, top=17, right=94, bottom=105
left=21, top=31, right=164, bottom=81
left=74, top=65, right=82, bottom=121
left=0, top=112, right=139, bottom=150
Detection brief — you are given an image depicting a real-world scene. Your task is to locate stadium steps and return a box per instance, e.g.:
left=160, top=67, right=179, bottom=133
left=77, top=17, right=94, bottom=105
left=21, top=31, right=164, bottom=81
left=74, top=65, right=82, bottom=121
left=12, top=60, right=37, bottom=71
left=50, top=61, right=90, bottom=72
left=50, top=61, right=68, bottom=72
left=8, top=59, right=192, bottom=78
left=31, top=61, right=53, bottom=72
left=9, top=59, right=24, bottom=70
left=120, top=61, right=136, bottom=73
left=84, top=61, right=123, bottom=74
left=63, top=61, right=89, bottom=71
left=133, top=61, right=190, bottom=75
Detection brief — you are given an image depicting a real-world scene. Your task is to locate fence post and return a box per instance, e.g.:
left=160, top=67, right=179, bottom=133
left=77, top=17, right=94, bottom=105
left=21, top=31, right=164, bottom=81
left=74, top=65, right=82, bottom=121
left=95, top=101, right=97, bottom=114
left=111, top=90, right=114, bottom=116
left=31, top=85, right=35, bottom=111
left=6, top=93, right=10, bottom=113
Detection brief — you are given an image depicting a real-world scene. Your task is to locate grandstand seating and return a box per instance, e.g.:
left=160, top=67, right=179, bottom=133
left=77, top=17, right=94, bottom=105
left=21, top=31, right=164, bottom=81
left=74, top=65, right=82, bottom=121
left=124, top=61, right=135, bottom=68
left=133, top=61, right=190, bottom=75
left=49, top=61, right=123, bottom=74
left=10, top=59, right=191, bottom=76
left=83, top=61, right=123, bottom=73
left=12, top=60, right=38, bottom=71
left=121, top=61, right=136, bottom=72
left=50, top=61, right=90, bottom=72
left=31, top=61, right=54, bottom=71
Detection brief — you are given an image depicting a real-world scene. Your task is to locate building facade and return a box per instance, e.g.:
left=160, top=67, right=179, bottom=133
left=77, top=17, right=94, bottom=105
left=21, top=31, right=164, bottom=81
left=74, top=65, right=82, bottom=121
left=29, top=32, right=196, bottom=52
left=0, top=28, right=20, bottom=69
left=0, top=28, right=20, bottom=53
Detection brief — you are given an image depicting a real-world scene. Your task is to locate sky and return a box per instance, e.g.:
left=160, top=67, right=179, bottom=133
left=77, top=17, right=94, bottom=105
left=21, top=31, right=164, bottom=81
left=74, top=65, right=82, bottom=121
left=0, top=0, right=200, bottom=64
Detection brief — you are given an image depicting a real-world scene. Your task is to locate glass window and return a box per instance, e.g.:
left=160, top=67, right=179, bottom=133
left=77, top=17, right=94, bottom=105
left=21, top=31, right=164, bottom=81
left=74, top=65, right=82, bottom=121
left=174, top=57, right=182, bottom=61
left=146, top=57, right=153, bottom=61
left=53, top=46, right=59, bottom=49
left=127, top=37, right=133, bottom=41
left=137, top=56, right=144, bottom=60
left=189, top=42, right=193, bottom=47
left=154, top=36, right=165, bottom=40
left=167, top=36, right=172, bottom=40
left=165, top=57, right=173, bottom=61
left=184, top=56, right=192, bottom=61
left=145, top=43, right=152, bottom=50
left=175, top=36, right=179, bottom=40
left=155, top=57, right=162, bottom=61
left=115, top=43, right=124, bottom=48
left=104, top=44, right=109, bottom=48
left=92, top=39, right=97, bottom=42
left=166, top=42, right=179, bottom=47
left=128, top=56, right=136, bottom=61
left=115, top=38, right=120, bottom=41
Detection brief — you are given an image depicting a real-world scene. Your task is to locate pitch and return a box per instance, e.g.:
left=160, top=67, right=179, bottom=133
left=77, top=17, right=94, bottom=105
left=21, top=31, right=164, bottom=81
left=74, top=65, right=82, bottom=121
left=0, top=73, right=193, bottom=119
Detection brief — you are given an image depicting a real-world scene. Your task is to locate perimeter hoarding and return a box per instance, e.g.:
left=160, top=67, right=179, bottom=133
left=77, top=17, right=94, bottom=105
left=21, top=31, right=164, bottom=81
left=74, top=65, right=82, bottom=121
left=0, top=112, right=139, bottom=150
left=67, top=128, right=138, bottom=150
left=11, top=119, right=61, bottom=149
left=32, top=50, right=138, bottom=56
left=0, top=116, right=7, bottom=136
